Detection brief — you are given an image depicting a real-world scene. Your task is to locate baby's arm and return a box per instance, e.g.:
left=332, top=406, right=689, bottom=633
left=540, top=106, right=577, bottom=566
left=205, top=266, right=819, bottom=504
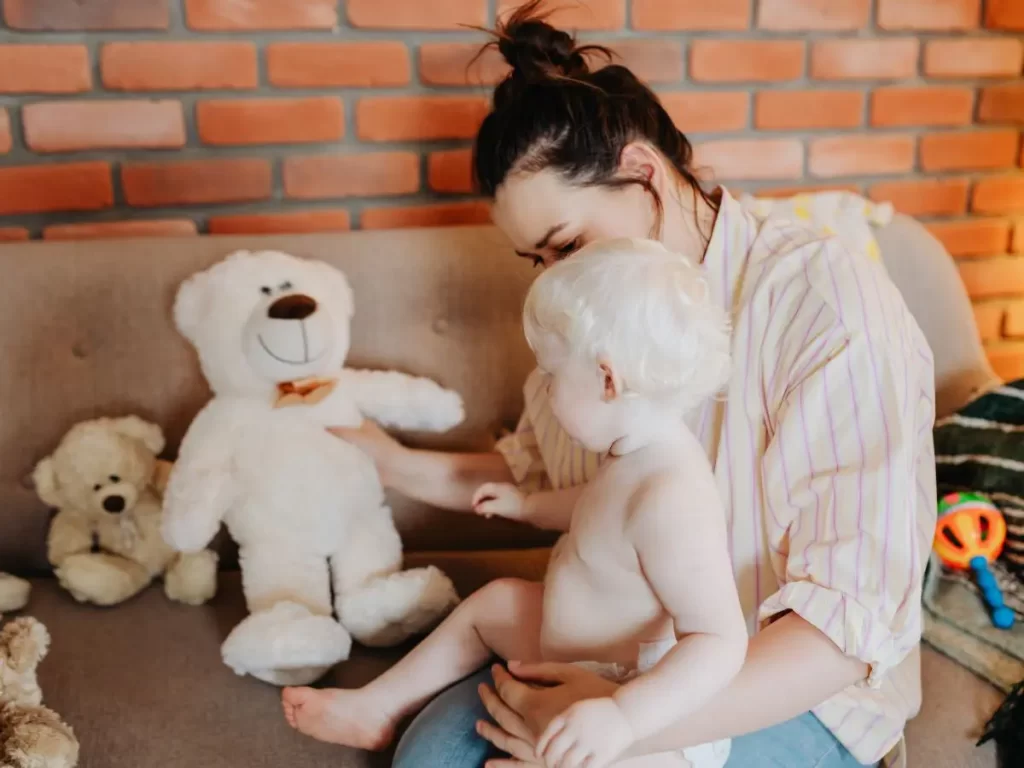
left=614, top=472, right=748, bottom=739
left=472, top=483, right=583, bottom=532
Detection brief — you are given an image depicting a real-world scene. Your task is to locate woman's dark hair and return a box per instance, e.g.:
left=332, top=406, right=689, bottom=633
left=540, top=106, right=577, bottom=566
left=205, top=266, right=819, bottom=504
left=472, top=0, right=718, bottom=238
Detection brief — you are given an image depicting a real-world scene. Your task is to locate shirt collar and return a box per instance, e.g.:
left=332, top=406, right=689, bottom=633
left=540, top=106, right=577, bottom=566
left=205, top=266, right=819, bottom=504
left=700, top=186, right=754, bottom=315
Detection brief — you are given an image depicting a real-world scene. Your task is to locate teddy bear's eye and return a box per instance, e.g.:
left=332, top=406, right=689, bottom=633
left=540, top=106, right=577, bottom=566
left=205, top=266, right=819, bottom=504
left=109, top=475, right=120, bottom=483
left=93, top=483, right=102, bottom=492
left=260, top=286, right=272, bottom=296
left=280, top=281, right=293, bottom=291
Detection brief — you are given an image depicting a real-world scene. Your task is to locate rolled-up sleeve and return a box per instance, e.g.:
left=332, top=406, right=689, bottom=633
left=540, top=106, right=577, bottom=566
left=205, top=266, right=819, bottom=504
left=495, top=369, right=551, bottom=493
left=757, top=245, right=935, bottom=690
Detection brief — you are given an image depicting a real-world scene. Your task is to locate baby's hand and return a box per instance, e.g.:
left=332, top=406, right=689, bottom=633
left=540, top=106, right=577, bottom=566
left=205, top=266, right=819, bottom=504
left=471, top=483, right=526, bottom=520
left=538, top=697, right=634, bottom=768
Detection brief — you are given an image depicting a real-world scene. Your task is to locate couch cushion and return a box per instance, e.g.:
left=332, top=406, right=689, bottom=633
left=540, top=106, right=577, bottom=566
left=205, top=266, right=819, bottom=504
left=0, top=228, right=558, bottom=573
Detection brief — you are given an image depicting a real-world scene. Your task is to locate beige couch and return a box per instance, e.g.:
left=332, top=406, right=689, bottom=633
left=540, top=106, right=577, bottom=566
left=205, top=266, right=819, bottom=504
left=0, top=221, right=1006, bottom=767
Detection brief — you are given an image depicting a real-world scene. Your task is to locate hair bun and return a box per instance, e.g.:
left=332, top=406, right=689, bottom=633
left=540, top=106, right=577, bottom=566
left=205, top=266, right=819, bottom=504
left=497, top=7, right=588, bottom=80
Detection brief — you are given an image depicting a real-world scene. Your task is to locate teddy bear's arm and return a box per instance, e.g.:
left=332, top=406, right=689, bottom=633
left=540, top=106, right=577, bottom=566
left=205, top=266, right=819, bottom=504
left=161, top=409, right=236, bottom=553
left=338, top=368, right=465, bottom=433
left=47, top=510, right=93, bottom=567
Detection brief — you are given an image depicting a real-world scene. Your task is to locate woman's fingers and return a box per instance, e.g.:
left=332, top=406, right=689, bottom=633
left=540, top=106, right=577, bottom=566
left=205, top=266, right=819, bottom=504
left=507, top=660, right=588, bottom=685
left=476, top=720, right=535, bottom=761
left=493, top=664, right=539, bottom=710
left=478, top=683, right=532, bottom=740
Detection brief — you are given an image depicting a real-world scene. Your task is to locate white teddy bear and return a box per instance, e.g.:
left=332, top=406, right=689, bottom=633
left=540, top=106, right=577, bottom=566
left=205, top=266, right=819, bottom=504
left=162, top=250, right=463, bottom=686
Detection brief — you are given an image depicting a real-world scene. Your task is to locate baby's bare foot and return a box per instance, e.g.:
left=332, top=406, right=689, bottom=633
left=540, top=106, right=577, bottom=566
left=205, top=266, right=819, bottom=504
left=281, top=686, right=396, bottom=750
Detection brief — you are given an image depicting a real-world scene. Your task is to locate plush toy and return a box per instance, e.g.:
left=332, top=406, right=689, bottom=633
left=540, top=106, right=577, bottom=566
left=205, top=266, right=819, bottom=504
left=33, top=417, right=218, bottom=608
left=162, top=250, right=462, bottom=686
left=0, top=576, right=30, bottom=615
left=0, top=616, right=79, bottom=768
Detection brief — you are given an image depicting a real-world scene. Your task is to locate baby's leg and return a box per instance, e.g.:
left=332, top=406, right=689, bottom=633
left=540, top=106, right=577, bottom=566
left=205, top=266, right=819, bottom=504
left=282, top=578, right=544, bottom=750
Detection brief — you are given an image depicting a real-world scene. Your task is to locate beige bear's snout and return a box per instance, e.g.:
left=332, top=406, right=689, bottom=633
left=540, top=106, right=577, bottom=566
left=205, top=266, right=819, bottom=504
left=268, top=293, right=317, bottom=320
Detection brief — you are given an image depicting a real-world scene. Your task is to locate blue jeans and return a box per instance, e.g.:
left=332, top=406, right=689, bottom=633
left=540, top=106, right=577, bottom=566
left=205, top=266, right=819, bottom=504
left=393, top=669, right=867, bottom=767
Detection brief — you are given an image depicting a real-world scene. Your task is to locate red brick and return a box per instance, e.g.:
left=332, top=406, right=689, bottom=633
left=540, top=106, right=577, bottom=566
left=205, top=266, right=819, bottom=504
left=960, top=258, right=1024, bottom=299
left=208, top=210, right=352, bottom=235
left=758, top=0, right=869, bottom=30
left=929, top=220, right=1012, bottom=257
left=361, top=202, right=491, bottom=230
left=102, top=42, right=257, bottom=91
left=756, top=183, right=863, bottom=198
left=0, top=110, right=9, bottom=154
left=690, top=41, right=804, bottom=83
left=269, top=43, right=410, bottom=88
left=810, top=39, right=919, bottom=81
left=660, top=92, right=749, bottom=133
left=870, top=87, right=974, bottom=128
left=869, top=178, right=970, bottom=217
left=4, top=0, right=168, bottom=30
left=0, top=228, right=30, bottom=242
left=979, top=85, right=1024, bottom=124
left=974, top=302, right=1005, bottom=341
left=755, top=90, right=863, bottom=130
left=498, top=0, right=624, bottom=30
left=419, top=44, right=508, bottom=87
left=632, top=0, right=749, bottom=30
left=429, top=149, right=474, bottom=194
left=1005, top=302, right=1024, bottom=336
left=349, top=0, right=486, bottom=29
left=602, top=41, right=684, bottom=84
left=1016, top=223, right=1024, bottom=253
left=919, top=130, right=1019, bottom=172
left=0, top=46, right=90, bottom=94
left=972, top=177, right=1024, bottom=215
left=986, top=0, right=1024, bottom=30
left=24, top=101, right=185, bottom=153
left=284, top=152, right=420, bottom=199
left=0, top=163, right=113, bottom=216
left=988, top=343, right=1024, bottom=380
left=185, top=0, right=336, bottom=30
left=924, top=39, right=1024, bottom=78
left=809, top=135, right=915, bottom=178
left=43, top=220, right=197, bottom=241
left=878, top=0, right=980, bottom=30
left=197, top=98, right=343, bottom=146
left=122, top=159, right=271, bottom=208
left=357, top=97, right=488, bottom=142
left=694, top=140, right=803, bottom=181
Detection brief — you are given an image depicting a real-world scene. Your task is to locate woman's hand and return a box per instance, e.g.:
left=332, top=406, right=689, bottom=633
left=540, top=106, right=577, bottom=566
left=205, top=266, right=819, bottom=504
left=472, top=482, right=527, bottom=520
left=476, top=662, right=619, bottom=767
left=328, top=419, right=405, bottom=486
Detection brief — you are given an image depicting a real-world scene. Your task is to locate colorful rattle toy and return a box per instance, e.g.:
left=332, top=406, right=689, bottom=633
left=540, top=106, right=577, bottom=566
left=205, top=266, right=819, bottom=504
left=935, top=492, right=1015, bottom=630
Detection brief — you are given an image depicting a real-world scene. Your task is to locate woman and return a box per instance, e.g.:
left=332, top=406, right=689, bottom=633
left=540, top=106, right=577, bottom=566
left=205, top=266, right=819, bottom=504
left=336, top=5, right=934, bottom=767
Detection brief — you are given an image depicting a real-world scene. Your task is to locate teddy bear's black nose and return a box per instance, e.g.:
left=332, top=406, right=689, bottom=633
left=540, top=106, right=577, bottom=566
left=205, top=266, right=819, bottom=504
left=102, top=495, right=126, bottom=513
left=268, top=294, right=317, bottom=320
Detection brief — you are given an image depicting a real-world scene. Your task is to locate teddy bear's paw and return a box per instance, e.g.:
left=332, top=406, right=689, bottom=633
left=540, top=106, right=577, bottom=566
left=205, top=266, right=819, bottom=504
left=339, top=566, right=460, bottom=648
left=221, top=602, right=351, bottom=685
left=0, top=573, right=31, bottom=614
left=54, top=554, right=150, bottom=607
left=164, top=550, right=219, bottom=606
left=428, top=389, right=466, bottom=432
left=0, top=703, right=79, bottom=768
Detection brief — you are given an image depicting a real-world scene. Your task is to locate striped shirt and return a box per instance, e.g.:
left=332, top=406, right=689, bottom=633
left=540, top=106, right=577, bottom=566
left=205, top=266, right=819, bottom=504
left=496, top=188, right=936, bottom=766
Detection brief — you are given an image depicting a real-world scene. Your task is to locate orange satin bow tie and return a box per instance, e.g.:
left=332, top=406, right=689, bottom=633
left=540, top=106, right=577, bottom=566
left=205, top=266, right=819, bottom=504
left=274, top=377, right=337, bottom=408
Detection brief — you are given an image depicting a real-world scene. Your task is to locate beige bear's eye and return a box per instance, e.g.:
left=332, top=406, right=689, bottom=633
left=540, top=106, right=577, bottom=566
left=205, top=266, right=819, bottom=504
left=260, top=286, right=272, bottom=296
left=93, top=484, right=102, bottom=492
left=110, top=475, right=120, bottom=483
left=280, top=281, right=293, bottom=291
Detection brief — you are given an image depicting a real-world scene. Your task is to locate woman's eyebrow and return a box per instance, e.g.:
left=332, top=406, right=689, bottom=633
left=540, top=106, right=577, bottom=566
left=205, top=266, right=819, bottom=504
left=535, top=222, right=568, bottom=249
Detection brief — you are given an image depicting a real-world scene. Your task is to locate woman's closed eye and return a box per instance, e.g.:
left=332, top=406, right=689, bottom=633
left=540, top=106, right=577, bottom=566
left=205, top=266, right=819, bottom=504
left=553, top=238, right=580, bottom=258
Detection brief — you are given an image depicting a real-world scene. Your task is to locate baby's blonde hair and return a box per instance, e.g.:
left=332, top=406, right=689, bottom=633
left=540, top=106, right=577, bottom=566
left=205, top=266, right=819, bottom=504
left=523, top=238, right=731, bottom=412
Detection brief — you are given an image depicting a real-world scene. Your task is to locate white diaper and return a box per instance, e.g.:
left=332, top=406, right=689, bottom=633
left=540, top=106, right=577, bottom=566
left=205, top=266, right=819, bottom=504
left=573, top=639, right=731, bottom=768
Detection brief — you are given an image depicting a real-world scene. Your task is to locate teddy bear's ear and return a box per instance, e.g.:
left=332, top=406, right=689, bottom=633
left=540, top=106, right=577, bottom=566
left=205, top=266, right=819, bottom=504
left=314, top=261, right=354, bottom=319
left=32, top=457, right=62, bottom=508
left=109, top=416, right=165, bottom=455
left=173, top=270, right=212, bottom=342
left=1, top=617, right=50, bottom=672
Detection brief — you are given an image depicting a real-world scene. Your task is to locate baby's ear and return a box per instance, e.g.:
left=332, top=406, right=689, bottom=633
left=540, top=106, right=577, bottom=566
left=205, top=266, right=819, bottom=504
left=32, top=456, right=62, bottom=508
left=109, top=416, right=165, bottom=456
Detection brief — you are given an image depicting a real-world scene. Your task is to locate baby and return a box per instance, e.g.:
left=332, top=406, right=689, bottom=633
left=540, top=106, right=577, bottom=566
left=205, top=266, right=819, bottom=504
left=282, top=238, right=748, bottom=768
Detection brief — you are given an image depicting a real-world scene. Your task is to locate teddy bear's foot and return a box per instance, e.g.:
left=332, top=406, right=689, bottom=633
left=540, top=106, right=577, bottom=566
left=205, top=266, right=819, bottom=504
left=221, top=601, right=351, bottom=687
left=0, top=702, right=79, bottom=768
left=0, top=573, right=31, bottom=614
left=338, top=566, right=460, bottom=648
left=53, top=553, right=151, bottom=606
left=164, top=549, right=218, bottom=606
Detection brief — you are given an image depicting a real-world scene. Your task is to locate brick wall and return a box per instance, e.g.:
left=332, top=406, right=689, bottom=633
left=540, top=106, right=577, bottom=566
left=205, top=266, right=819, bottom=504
left=0, top=0, right=1022, bottom=371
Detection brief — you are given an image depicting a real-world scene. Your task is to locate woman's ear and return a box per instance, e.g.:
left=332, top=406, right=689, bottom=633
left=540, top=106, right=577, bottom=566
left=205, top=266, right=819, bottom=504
left=619, top=142, right=665, bottom=189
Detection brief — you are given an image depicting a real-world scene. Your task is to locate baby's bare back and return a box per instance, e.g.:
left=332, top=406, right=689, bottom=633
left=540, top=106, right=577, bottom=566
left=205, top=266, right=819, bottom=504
left=540, top=433, right=717, bottom=669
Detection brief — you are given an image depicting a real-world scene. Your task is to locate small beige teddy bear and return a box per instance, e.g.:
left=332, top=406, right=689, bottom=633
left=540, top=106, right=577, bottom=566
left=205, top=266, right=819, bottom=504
left=0, top=617, right=79, bottom=768
left=33, top=416, right=218, bottom=607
